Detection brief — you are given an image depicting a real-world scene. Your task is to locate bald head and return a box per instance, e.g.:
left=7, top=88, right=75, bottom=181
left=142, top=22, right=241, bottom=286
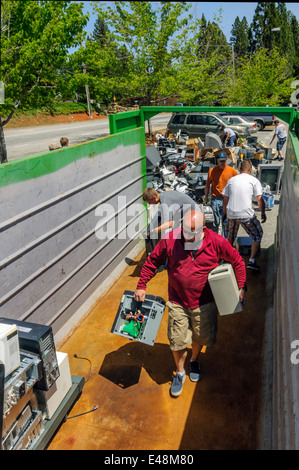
left=182, top=210, right=205, bottom=243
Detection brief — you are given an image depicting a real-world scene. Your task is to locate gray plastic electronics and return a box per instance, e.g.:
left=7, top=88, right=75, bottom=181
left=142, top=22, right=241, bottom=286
left=205, top=132, right=222, bottom=149
left=111, top=290, right=166, bottom=346
left=208, top=263, right=243, bottom=315
left=198, top=203, right=215, bottom=225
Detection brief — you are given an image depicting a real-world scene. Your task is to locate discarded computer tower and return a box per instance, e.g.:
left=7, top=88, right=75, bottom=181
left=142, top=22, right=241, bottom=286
left=198, top=203, right=215, bottom=229
left=111, top=290, right=166, bottom=346
left=208, top=263, right=243, bottom=316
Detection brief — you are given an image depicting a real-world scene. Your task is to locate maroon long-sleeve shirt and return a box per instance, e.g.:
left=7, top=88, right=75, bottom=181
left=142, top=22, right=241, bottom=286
left=137, top=227, right=246, bottom=309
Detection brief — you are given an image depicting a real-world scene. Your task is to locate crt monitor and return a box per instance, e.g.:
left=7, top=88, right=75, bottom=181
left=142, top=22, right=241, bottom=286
left=257, top=164, right=282, bottom=194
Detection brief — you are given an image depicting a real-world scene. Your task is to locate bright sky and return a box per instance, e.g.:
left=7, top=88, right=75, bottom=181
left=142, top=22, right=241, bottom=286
left=81, top=1, right=299, bottom=42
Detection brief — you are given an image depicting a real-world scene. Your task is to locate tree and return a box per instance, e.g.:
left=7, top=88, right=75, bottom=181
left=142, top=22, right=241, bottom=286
left=250, top=2, right=282, bottom=52
left=197, top=14, right=231, bottom=61
left=91, top=1, right=192, bottom=105
left=0, top=0, right=88, bottom=162
left=289, top=12, right=299, bottom=77
left=91, top=15, right=110, bottom=46
left=66, top=36, right=134, bottom=107
left=230, top=16, right=250, bottom=58
left=222, top=48, right=294, bottom=106
left=276, top=4, right=297, bottom=77
left=166, top=12, right=232, bottom=106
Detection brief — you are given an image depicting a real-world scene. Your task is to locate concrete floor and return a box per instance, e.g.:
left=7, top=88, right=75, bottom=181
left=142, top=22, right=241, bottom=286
left=47, top=236, right=271, bottom=450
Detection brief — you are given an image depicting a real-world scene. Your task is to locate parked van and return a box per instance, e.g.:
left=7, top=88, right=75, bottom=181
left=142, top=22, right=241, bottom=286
left=166, top=112, right=251, bottom=140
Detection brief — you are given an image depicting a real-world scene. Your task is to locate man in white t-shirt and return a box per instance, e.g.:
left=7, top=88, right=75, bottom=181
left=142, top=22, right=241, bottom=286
left=270, top=119, right=287, bottom=161
left=221, top=126, right=236, bottom=147
left=222, top=159, right=266, bottom=271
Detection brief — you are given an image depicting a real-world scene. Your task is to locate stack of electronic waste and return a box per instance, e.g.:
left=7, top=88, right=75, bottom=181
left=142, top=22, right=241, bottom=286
left=0, top=318, right=82, bottom=450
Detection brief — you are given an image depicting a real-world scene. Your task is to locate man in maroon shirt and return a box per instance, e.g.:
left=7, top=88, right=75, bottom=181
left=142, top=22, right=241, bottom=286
left=134, top=210, right=246, bottom=397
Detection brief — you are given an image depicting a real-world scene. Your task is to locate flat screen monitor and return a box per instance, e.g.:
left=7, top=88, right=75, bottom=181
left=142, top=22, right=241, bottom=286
left=257, top=164, right=282, bottom=194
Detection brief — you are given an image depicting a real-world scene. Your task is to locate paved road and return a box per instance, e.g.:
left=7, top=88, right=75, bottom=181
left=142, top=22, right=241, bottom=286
left=4, top=108, right=283, bottom=164
left=3, top=113, right=172, bottom=162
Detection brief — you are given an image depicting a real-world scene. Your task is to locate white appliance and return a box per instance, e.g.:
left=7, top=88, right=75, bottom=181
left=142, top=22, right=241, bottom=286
left=0, top=323, right=20, bottom=377
left=208, top=264, right=243, bottom=315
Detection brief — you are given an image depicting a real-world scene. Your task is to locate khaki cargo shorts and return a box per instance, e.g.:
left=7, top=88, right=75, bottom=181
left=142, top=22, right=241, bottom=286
left=166, top=301, right=218, bottom=351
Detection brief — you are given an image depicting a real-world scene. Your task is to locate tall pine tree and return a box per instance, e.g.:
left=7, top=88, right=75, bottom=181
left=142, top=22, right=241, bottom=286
left=92, top=16, right=110, bottom=46
left=250, top=2, right=280, bottom=51
left=289, top=12, right=299, bottom=76
left=277, top=3, right=295, bottom=76
left=230, top=16, right=250, bottom=58
left=197, top=14, right=231, bottom=62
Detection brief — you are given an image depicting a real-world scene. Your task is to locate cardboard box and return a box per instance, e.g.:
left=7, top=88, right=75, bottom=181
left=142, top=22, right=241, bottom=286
left=200, top=148, right=217, bottom=161
left=257, top=141, right=269, bottom=150
left=186, top=138, right=199, bottom=149
left=254, top=152, right=264, bottom=160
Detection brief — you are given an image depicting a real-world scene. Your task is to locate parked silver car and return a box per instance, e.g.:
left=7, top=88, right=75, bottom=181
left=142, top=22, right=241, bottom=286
left=166, top=112, right=251, bottom=140
left=221, top=115, right=258, bottom=134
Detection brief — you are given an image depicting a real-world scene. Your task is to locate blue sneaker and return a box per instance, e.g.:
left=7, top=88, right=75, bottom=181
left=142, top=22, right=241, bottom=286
left=170, top=372, right=186, bottom=397
left=189, top=360, right=201, bottom=382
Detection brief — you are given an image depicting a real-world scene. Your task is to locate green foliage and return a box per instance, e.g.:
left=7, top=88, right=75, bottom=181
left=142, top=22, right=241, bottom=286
left=0, top=0, right=89, bottom=121
left=230, top=16, right=250, bottom=57
left=89, top=1, right=192, bottom=103
left=1, top=1, right=298, bottom=119
left=222, top=48, right=293, bottom=106
left=289, top=13, right=299, bottom=76
left=166, top=13, right=232, bottom=106
left=12, top=101, right=88, bottom=117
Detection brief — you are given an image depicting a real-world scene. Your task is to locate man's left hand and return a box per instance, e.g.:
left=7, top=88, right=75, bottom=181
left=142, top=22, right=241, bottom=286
left=239, top=289, right=246, bottom=306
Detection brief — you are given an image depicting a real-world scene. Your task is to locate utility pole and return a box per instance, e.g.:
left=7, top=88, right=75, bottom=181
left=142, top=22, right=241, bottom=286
left=82, top=62, right=92, bottom=118
left=76, top=0, right=92, bottom=119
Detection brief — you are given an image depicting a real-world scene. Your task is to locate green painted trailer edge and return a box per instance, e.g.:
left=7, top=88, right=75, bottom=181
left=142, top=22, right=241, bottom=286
left=109, top=105, right=298, bottom=131
left=109, top=110, right=145, bottom=134
left=0, top=127, right=146, bottom=188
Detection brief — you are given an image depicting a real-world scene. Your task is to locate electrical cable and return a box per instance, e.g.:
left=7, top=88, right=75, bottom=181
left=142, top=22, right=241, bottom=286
left=65, top=354, right=98, bottom=420
left=73, top=353, right=92, bottom=383
left=66, top=405, right=99, bottom=420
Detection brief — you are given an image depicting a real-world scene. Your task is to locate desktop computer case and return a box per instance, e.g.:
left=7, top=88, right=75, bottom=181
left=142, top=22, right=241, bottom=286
left=111, top=290, right=166, bottom=346
left=208, top=263, right=243, bottom=315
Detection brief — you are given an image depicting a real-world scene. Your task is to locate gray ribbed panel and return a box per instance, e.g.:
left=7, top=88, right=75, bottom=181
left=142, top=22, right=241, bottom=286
left=272, top=133, right=299, bottom=449
left=0, top=131, right=147, bottom=336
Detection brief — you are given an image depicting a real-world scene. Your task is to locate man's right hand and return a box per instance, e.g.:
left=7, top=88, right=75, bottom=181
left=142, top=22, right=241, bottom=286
left=134, top=289, right=146, bottom=302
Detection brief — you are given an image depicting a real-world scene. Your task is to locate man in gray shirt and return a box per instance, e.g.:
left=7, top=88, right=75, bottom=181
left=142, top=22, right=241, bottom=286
left=142, top=187, right=199, bottom=237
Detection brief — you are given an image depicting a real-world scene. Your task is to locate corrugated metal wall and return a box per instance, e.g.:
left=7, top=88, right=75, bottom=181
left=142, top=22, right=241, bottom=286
left=272, top=131, right=299, bottom=449
left=0, top=128, right=147, bottom=337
